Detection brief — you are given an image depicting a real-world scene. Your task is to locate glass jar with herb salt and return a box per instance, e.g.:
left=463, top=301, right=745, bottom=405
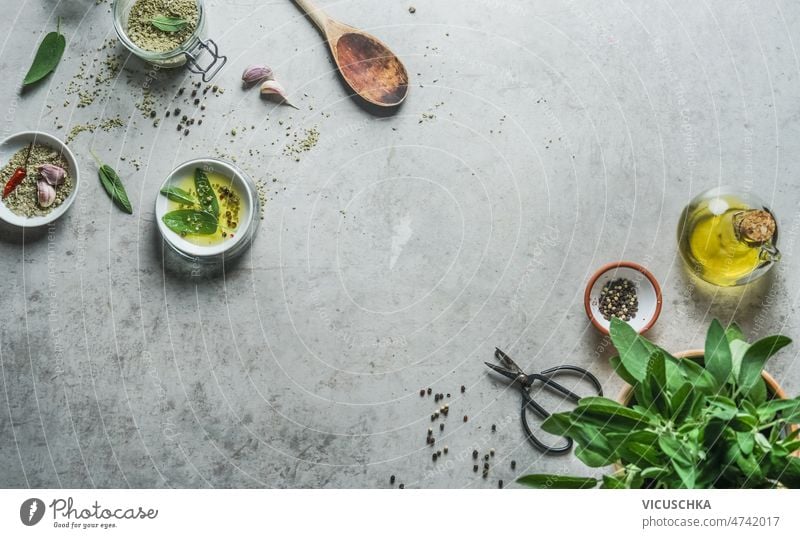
left=112, top=0, right=226, bottom=81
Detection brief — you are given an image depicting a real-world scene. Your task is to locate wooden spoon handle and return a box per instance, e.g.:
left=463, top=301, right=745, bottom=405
left=293, top=0, right=331, bottom=33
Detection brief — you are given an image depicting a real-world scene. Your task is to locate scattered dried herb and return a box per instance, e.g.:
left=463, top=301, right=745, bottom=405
left=91, top=150, right=132, bottom=214
left=23, top=18, right=66, bottom=86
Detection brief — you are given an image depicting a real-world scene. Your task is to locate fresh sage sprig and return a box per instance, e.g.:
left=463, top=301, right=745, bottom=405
left=23, top=18, right=66, bottom=86
left=151, top=15, right=188, bottom=32
left=517, top=318, right=800, bottom=489
left=90, top=150, right=133, bottom=214
left=160, top=168, right=222, bottom=236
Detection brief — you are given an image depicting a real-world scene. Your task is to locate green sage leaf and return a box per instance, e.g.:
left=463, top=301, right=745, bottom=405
left=160, top=186, right=196, bottom=205
left=194, top=168, right=219, bottom=217
left=738, top=335, right=792, bottom=393
left=516, top=474, right=598, bottom=489
left=98, top=164, right=133, bottom=214
left=705, top=319, right=732, bottom=388
left=151, top=15, right=189, bottom=32
left=23, top=20, right=66, bottom=86
left=162, top=209, right=217, bottom=235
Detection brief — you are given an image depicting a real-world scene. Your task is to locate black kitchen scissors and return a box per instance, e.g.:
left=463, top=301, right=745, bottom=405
left=485, top=348, right=603, bottom=454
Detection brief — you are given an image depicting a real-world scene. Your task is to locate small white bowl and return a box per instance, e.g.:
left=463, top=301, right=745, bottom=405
left=155, top=157, right=259, bottom=261
left=0, top=131, right=80, bottom=228
left=584, top=261, right=662, bottom=335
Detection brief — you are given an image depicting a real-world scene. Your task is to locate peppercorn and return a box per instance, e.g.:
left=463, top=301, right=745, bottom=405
left=443, top=446, right=448, bottom=454
left=427, top=388, right=432, bottom=395
left=491, top=424, right=496, bottom=432
left=420, top=389, right=425, bottom=397
left=165, top=111, right=171, bottom=117
left=498, top=480, right=504, bottom=489
left=490, top=448, right=495, bottom=457
left=390, top=475, right=395, bottom=484
left=472, top=450, right=478, bottom=459
left=427, top=427, right=432, bottom=435
left=484, top=462, right=489, bottom=470
left=473, top=464, right=478, bottom=472
left=446, top=393, right=451, bottom=398
left=439, top=423, right=444, bottom=431
left=174, top=107, right=181, bottom=115
left=184, top=129, right=189, bottom=136
left=178, top=88, right=184, bottom=95
left=511, top=460, right=516, bottom=469
left=463, top=415, right=468, bottom=422
left=431, top=414, right=436, bottom=421
left=399, top=484, right=404, bottom=489
left=432, top=453, right=438, bottom=462
left=461, top=385, right=466, bottom=393
left=149, top=110, right=156, bottom=118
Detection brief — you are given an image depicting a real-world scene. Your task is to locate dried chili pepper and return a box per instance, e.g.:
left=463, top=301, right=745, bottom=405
left=2, top=142, right=33, bottom=199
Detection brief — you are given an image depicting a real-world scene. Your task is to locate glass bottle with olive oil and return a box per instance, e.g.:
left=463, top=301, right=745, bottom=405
left=677, top=187, right=780, bottom=286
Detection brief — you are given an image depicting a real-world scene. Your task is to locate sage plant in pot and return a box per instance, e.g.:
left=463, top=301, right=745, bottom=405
left=518, top=318, right=800, bottom=488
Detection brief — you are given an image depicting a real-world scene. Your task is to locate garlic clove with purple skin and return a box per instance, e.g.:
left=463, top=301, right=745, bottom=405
left=242, top=64, right=274, bottom=86
left=259, top=80, right=300, bottom=109
left=37, top=179, right=56, bottom=208
left=38, top=163, right=66, bottom=186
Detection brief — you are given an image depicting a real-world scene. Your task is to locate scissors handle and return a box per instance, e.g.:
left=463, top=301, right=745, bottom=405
left=518, top=365, right=603, bottom=453
left=520, top=393, right=573, bottom=453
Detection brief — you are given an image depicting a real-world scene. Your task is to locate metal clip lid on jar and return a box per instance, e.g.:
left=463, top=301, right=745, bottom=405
left=112, top=0, right=226, bottom=82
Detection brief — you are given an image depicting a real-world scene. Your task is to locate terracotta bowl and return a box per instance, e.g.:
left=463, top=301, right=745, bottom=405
left=584, top=261, right=662, bottom=335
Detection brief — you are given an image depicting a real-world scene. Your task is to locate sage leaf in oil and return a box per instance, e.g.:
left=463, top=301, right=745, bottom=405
left=194, top=168, right=218, bottom=217
left=151, top=15, right=188, bottom=33
left=160, top=186, right=195, bottom=206
left=23, top=18, right=66, bottom=86
left=162, top=209, right=217, bottom=235
left=91, top=150, right=133, bottom=214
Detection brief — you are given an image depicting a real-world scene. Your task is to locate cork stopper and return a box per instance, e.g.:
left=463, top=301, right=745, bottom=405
left=734, top=209, right=776, bottom=245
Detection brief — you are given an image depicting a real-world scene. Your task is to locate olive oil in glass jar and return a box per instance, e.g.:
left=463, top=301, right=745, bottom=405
left=677, top=187, right=780, bottom=286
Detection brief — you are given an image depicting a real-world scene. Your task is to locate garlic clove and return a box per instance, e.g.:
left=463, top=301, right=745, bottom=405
left=242, top=64, right=274, bottom=86
left=37, top=179, right=56, bottom=207
left=259, top=80, right=300, bottom=109
left=38, top=163, right=66, bottom=186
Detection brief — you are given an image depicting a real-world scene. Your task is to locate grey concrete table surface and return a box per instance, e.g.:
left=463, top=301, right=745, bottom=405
left=1, top=0, right=800, bottom=488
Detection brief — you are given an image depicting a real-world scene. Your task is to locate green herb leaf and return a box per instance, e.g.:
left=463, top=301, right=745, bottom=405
left=705, top=319, right=732, bottom=388
left=738, top=335, right=791, bottom=393
left=162, top=210, right=217, bottom=235
left=151, top=15, right=189, bottom=32
left=194, top=168, right=219, bottom=217
left=516, top=474, right=599, bottom=489
left=93, top=154, right=133, bottom=214
left=160, top=186, right=196, bottom=205
left=23, top=19, right=66, bottom=86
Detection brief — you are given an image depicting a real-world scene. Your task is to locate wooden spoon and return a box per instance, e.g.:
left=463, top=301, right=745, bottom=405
left=293, top=0, right=409, bottom=107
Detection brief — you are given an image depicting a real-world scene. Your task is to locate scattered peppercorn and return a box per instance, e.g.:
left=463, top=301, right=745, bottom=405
left=432, top=453, right=438, bottom=462
left=484, top=454, right=489, bottom=461
left=439, top=423, right=444, bottom=431
left=511, top=460, right=516, bottom=469
left=420, top=389, right=425, bottom=397
left=443, top=446, right=448, bottom=454
left=390, top=475, right=395, bottom=484
left=491, top=424, right=496, bottom=432
left=490, top=448, right=495, bottom=457
left=427, top=388, right=432, bottom=395
left=399, top=483, right=404, bottom=489
left=473, top=464, right=478, bottom=472
left=461, top=385, right=466, bottom=393
left=463, top=415, right=468, bottom=422
left=498, top=480, right=504, bottom=489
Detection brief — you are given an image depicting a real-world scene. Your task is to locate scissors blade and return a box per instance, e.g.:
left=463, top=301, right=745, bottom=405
left=494, top=347, right=523, bottom=373
left=484, top=362, right=518, bottom=381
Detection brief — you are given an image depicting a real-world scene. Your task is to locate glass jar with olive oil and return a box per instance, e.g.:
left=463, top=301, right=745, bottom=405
left=677, top=187, right=780, bottom=286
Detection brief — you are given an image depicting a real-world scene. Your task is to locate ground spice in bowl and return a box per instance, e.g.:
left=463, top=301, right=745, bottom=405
left=126, top=0, right=199, bottom=53
left=1, top=144, right=73, bottom=218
